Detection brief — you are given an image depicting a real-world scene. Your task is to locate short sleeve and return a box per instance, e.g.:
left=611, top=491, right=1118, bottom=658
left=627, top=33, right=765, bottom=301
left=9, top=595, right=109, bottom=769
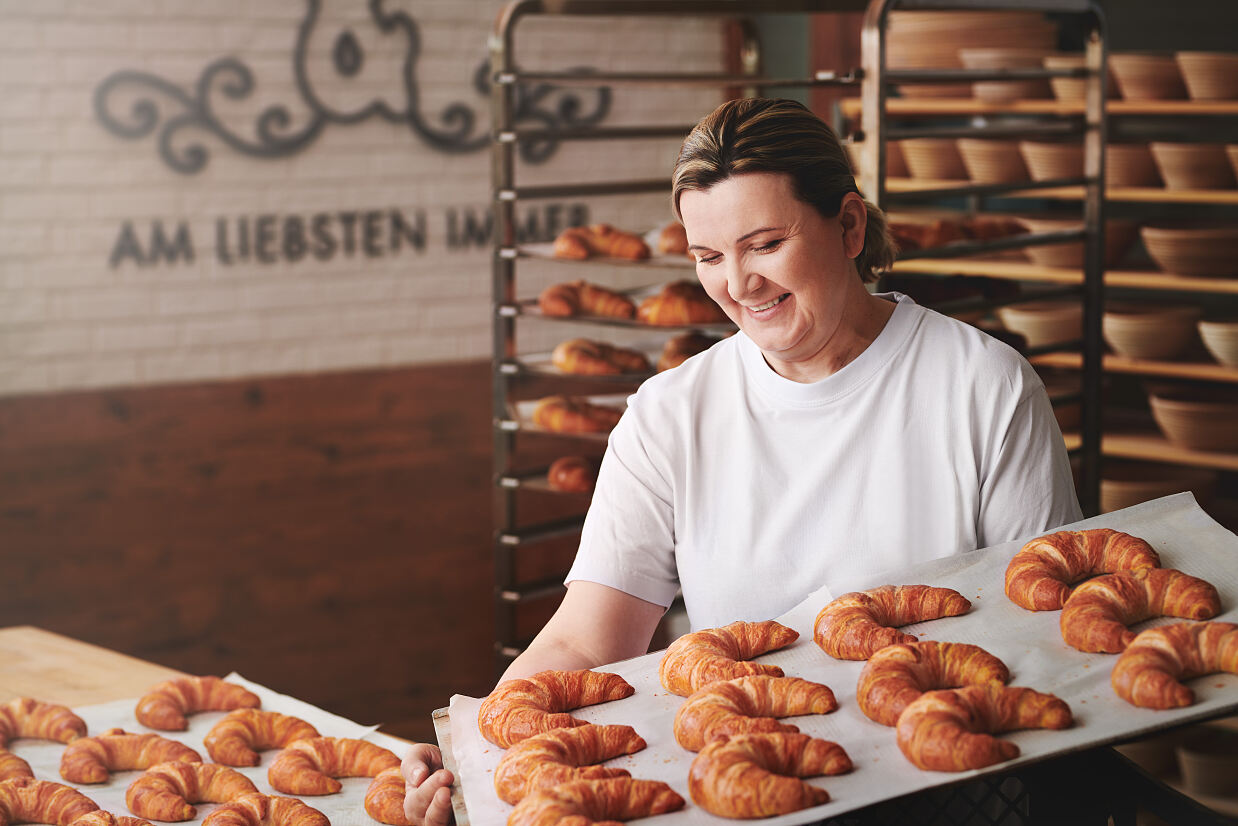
left=563, top=397, right=682, bottom=608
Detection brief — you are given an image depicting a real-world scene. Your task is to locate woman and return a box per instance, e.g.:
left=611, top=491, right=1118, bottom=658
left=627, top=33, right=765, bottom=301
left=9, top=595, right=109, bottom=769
left=403, top=98, right=1081, bottom=826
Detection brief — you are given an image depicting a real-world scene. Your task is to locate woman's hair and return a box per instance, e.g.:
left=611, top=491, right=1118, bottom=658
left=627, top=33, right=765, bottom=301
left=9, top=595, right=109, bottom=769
left=672, top=97, right=895, bottom=284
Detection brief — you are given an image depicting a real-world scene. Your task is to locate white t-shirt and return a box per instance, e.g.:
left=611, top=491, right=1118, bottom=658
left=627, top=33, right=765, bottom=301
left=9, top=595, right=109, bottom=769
left=565, top=292, right=1083, bottom=630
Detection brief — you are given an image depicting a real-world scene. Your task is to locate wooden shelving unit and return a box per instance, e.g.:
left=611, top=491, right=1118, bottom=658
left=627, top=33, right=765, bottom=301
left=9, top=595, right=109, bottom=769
left=891, top=258, right=1238, bottom=293
left=1032, top=352, right=1238, bottom=383
left=886, top=177, right=1238, bottom=205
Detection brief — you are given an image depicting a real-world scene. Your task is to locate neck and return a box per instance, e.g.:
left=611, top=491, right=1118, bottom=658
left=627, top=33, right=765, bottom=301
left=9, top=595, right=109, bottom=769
left=764, top=291, right=896, bottom=383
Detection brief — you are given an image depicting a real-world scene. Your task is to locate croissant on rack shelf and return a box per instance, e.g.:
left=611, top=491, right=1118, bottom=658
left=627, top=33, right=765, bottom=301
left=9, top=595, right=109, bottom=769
left=552, top=224, right=650, bottom=261
left=199, top=793, right=328, bottom=826
left=506, top=777, right=684, bottom=826
left=896, top=684, right=1073, bottom=772
left=546, top=456, right=600, bottom=493
left=126, top=761, right=258, bottom=822
left=493, top=723, right=646, bottom=805
left=1111, top=621, right=1238, bottom=709
left=476, top=669, right=635, bottom=748
left=1004, top=528, right=1161, bottom=612
left=657, top=331, right=715, bottom=372
left=60, top=729, right=202, bottom=784
left=550, top=338, right=651, bottom=376
left=267, top=737, right=400, bottom=795
left=203, top=710, right=319, bottom=768
left=363, top=767, right=410, bottom=826
left=673, top=675, right=838, bottom=752
left=537, top=280, right=636, bottom=320
left=658, top=619, right=799, bottom=697
left=1060, top=568, right=1221, bottom=654
left=688, top=732, right=852, bottom=818
left=637, top=280, right=728, bottom=326
left=887, top=214, right=1025, bottom=253
left=813, top=584, right=972, bottom=661
left=530, top=396, right=623, bottom=434
left=135, top=676, right=261, bottom=732
left=856, top=641, right=1011, bottom=727
left=657, top=221, right=690, bottom=257
left=0, top=698, right=87, bottom=750
left=0, top=777, right=101, bottom=826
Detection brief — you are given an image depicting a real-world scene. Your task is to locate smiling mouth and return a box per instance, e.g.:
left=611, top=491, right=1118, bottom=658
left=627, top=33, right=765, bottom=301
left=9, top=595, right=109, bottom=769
left=749, top=293, right=790, bottom=313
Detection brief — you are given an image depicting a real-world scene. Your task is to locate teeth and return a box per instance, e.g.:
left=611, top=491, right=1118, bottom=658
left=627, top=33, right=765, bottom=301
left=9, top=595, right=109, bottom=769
left=751, top=294, right=788, bottom=312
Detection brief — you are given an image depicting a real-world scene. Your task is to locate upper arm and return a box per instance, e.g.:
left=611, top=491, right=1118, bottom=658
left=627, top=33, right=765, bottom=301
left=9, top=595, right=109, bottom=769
left=499, top=581, right=667, bottom=683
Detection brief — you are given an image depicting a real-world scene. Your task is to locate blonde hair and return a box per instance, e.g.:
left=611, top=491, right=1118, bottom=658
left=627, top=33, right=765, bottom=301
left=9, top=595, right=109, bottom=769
left=672, top=98, right=895, bottom=284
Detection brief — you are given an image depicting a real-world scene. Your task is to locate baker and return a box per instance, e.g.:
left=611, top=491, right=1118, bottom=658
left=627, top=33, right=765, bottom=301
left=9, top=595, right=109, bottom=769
left=403, top=97, right=1081, bottom=826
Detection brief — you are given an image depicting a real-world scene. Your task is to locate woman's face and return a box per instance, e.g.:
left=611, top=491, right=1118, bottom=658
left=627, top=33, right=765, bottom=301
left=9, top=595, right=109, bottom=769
left=680, top=171, right=868, bottom=379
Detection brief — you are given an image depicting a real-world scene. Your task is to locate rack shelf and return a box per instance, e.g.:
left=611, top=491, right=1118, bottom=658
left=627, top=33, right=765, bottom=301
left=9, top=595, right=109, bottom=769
left=889, top=258, right=1238, bottom=293
left=840, top=98, right=1238, bottom=118
left=1032, top=352, right=1238, bottom=383
left=886, top=178, right=1238, bottom=205
left=1102, top=431, right=1238, bottom=473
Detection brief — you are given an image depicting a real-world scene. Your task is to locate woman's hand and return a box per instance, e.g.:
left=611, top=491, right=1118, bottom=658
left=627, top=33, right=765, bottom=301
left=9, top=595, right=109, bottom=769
left=402, top=743, right=454, bottom=826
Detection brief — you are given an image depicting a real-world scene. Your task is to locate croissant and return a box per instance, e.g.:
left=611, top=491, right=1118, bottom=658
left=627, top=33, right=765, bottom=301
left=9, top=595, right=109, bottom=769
left=659, top=619, right=799, bottom=697
left=267, top=737, right=400, bottom=795
left=1111, top=621, right=1238, bottom=709
left=896, top=684, right=1073, bottom=772
left=813, top=584, right=972, bottom=661
left=546, top=456, right=599, bottom=493
left=200, top=794, right=327, bottom=826
left=363, top=767, right=410, bottom=826
left=125, top=761, right=258, bottom=822
left=637, top=281, right=728, bottom=326
left=0, top=698, right=87, bottom=749
left=70, top=811, right=154, bottom=826
left=1061, top=569, right=1221, bottom=654
left=657, top=221, right=690, bottom=256
left=657, top=332, right=715, bottom=372
left=689, top=732, right=851, bottom=818
left=203, top=710, right=319, bottom=767
left=1004, top=528, right=1160, bottom=611
left=135, top=676, right=260, bottom=732
left=553, top=224, right=650, bottom=261
left=60, top=728, right=201, bottom=784
left=0, top=753, right=31, bottom=783
left=537, top=280, right=636, bottom=319
left=493, top=723, right=646, bottom=805
left=476, top=669, right=635, bottom=748
left=506, top=777, right=683, bottom=826
left=857, top=641, right=1011, bottom=727
left=0, top=777, right=100, bottom=826
left=673, top=675, right=838, bottom=752
left=550, top=339, right=651, bottom=376
left=530, top=396, right=623, bottom=434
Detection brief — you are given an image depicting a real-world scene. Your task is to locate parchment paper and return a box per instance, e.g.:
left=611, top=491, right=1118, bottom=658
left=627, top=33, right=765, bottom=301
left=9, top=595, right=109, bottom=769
left=7, top=674, right=411, bottom=826
left=447, top=493, right=1238, bottom=825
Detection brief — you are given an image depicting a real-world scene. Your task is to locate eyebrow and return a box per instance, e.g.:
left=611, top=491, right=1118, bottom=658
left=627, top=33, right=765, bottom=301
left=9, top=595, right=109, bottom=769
left=687, top=226, right=781, bottom=252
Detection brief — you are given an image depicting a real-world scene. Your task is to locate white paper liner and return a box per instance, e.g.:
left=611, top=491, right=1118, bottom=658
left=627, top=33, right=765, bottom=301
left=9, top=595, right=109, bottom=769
left=447, top=493, right=1238, bottom=825
left=7, top=673, right=411, bottom=826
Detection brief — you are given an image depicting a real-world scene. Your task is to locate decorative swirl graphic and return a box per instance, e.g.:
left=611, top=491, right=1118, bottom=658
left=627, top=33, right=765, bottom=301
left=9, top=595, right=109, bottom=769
left=94, top=0, right=611, bottom=174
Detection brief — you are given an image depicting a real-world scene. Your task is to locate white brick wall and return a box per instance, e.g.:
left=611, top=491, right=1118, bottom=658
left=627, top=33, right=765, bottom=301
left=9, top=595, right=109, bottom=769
left=0, top=0, right=726, bottom=396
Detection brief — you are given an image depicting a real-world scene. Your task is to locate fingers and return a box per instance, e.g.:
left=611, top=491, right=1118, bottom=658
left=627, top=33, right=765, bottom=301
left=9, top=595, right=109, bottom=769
left=401, top=743, right=444, bottom=782
left=403, top=766, right=455, bottom=826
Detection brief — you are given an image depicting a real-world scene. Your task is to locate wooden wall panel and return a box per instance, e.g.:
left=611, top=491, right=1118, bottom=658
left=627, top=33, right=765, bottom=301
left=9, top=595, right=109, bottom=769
left=0, top=362, right=497, bottom=743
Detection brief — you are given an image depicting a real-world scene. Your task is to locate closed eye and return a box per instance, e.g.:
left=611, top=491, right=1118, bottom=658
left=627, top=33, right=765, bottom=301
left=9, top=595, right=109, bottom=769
left=754, top=239, right=784, bottom=253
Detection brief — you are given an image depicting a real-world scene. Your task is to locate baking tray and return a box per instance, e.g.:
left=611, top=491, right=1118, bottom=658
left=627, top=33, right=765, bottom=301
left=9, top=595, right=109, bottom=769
left=441, top=493, right=1238, bottom=825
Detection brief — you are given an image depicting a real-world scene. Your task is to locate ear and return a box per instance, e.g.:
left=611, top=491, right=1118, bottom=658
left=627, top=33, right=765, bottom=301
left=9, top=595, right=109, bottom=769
left=838, top=192, right=868, bottom=260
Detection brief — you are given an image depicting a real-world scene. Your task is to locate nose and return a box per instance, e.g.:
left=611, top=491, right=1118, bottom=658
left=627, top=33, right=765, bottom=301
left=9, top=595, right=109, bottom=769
left=725, top=261, right=762, bottom=303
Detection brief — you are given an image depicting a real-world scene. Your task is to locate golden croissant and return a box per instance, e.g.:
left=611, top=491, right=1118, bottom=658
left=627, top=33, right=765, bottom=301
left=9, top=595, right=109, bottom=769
left=857, top=641, right=1011, bottom=727
left=126, top=761, right=258, bottom=822
left=60, top=728, right=202, bottom=784
left=674, top=676, right=838, bottom=752
left=551, top=339, right=651, bottom=376
left=477, top=669, right=635, bottom=748
left=493, top=723, right=646, bottom=805
left=1111, top=621, right=1238, bottom=709
left=363, top=767, right=410, bottom=826
left=896, top=684, right=1073, bottom=772
left=1060, top=568, right=1221, bottom=653
left=813, top=584, right=972, bottom=661
left=267, top=737, right=400, bottom=795
left=552, top=224, right=650, bottom=261
left=636, top=281, right=728, bottom=326
left=506, top=777, right=684, bottom=826
left=0, top=777, right=100, bottom=826
left=530, top=396, right=623, bottom=434
left=203, top=710, right=319, bottom=767
left=0, top=698, right=87, bottom=750
left=1004, top=528, right=1160, bottom=611
left=658, top=619, right=799, bottom=697
left=200, top=793, right=327, bottom=826
left=70, top=810, right=154, bottom=826
left=689, top=732, right=851, bottom=818
left=0, top=753, right=32, bottom=783
left=538, top=280, right=636, bottom=319
left=135, top=676, right=260, bottom=732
